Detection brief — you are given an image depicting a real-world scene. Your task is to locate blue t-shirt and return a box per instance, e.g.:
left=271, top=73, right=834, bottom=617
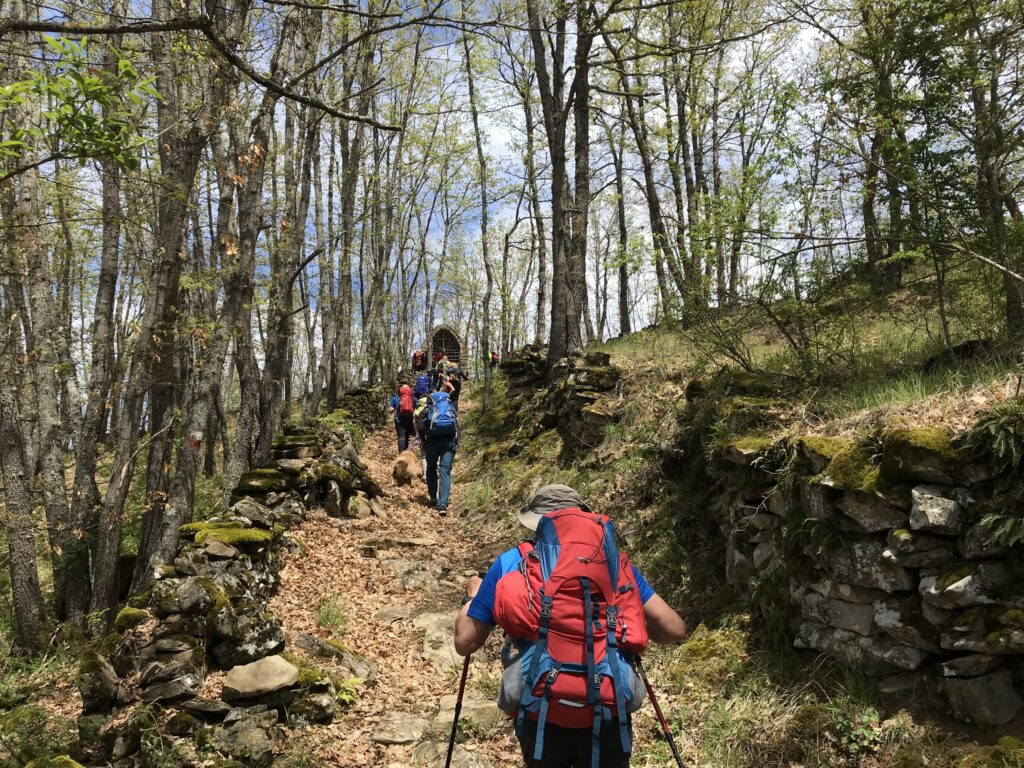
left=389, top=394, right=400, bottom=410
left=467, top=544, right=655, bottom=626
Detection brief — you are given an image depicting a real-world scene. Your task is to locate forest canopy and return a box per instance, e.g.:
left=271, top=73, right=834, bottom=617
left=1, top=0, right=1023, bottom=651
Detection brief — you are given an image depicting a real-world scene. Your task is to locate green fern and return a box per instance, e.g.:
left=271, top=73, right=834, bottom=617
left=979, top=512, right=1024, bottom=547
left=965, top=399, right=1024, bottom=476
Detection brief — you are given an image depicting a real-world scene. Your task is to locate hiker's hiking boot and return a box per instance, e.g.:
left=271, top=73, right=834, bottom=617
left=428, top=498, right=438, bottom=509
left=438, top=507, right=447, bottom=517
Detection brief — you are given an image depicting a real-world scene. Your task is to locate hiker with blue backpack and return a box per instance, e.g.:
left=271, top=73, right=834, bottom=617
left=453, top=484, right=687, bottom=767
left=422, top=388, right=459, bottom=515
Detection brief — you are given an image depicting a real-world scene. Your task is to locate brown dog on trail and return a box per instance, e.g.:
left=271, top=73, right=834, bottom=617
left=392, top=450, right=418, bottom=486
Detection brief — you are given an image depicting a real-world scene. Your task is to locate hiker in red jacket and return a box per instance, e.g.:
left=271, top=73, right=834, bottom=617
left=454, top=485, right=686, bottom=767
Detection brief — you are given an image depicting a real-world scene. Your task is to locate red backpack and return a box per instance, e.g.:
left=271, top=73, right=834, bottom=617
left=493, top=508, right=648, bottom=765
left=398, top=386, right=414, bottom=415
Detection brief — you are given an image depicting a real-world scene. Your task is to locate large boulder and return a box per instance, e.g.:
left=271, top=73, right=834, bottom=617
left=837, top=492, right=906, bottom=532
left=79, top=652, right=126, bottom=714
left=824, top=539, right=915, bottom=593
left=794, top=621, right=929, bottom=675
left=222, top=655, right=300, bottom=701
left=932, top=670, right=1023, bottom=725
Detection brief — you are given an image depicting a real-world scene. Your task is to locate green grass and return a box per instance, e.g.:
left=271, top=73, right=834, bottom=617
left=314, top=593, right=347, bottom=634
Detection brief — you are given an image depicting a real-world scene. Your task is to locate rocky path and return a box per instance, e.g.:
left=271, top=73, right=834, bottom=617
left=269, top=425, right=522, bottom=767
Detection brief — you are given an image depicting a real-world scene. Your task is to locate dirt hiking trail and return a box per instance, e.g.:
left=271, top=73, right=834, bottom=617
left=269, top=422, right=522, bottom=767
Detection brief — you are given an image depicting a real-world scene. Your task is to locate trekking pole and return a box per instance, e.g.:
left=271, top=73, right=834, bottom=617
left=634, top=656, right=686, bottom=768
left=445, top=654, right=472, bottom=768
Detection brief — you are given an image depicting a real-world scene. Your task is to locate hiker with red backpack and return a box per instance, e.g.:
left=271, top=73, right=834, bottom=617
left=388, top=384, right=417, bottom=453
left=453, top=485, right=687, bottom=767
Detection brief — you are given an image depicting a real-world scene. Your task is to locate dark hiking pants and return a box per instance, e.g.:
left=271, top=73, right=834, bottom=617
left=517, top=719, right=631, bottom=768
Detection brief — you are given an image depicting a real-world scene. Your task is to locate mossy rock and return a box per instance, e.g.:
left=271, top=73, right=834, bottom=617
left=114, top=607, right=150, bottom=632
left=316, top=462, right=355, bottom=489
left=821, top=442, right=876, bottom=492
left=796, top=436, right=851, bottom=473
left=194, top=526, right=272, bottom=547
left=956, top=737, right=1024, bottom=767
left=236, top=468, right=291, bottom=494
left=935, top=562, right=980, bottom=592
left=25, top=758, right=86, bottom=768
left=180, top=520, right=243, bottom=536
left=881, top=427, right=961, bottom=484
left=281, top=652, right=334, bottom=688
left=722, top=369, right=780, bottom=397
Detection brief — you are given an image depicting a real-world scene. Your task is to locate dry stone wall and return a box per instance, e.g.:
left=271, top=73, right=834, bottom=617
left=698, top=384, right=1024, bottom=727
left=76, top=394, right=387, bottom=767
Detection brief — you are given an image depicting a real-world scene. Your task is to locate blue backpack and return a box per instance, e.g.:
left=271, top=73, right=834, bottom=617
left=414, top=374, right=431, bottom=398
left=427, top=391, right=458, bottom=437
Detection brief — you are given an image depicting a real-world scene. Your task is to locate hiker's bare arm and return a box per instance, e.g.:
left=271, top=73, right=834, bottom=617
left=454, top=575, right=492, bottom=656
left=643, top=594, right=687, bottom=644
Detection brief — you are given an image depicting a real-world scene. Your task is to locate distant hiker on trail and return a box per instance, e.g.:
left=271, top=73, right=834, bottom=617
left=437, top=372, right=455, bottom=397
left=388, top=384, right=417, bottom=453
left=453, top=485, right=687, bottom=768
left=412, top=350, right=427, bottom=372
left=422, top=389, right=458, bottom=516
left=437, top=352, right=451, bottom=375
left=414, top=393, right=430, bottom=482
left=414, top=371, right=432, bottom=399
left=448, top=368, right=463, bottom=408
left=490, top=351, right=499, bottom=369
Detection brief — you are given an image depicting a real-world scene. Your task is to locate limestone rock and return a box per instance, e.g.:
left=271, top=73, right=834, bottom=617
left=324, top=480, right=344, bottom=518
left=801, top=482, right=838, bottom=520
left=177, top=577, right=215, bottom=616
left=433, top=695, right=507, bottom=732
left=371, top=711, right=430, bottom=745
left=79, top=652, right=125, bottom=714
left=838, top=492, right=906, bottom=533
left=413, top=611, right=459, bottom=671
left=384, top=558, right=442, bottom=591
left=211, top=613, right=286, bottom=667
left=884, top=528, right=957, bottom=568
left=873, top=597, right=941, bottom=652
left=794, top=621, right=929, bottom=675
left=747, top=513, right=780, bottom=530
left=412, top=741, right=493, bottom=768
left=182, top=697, right=232, bottom=721
left=294, top=635, right=378, bottom=682
left=909, top=485, right=962, bottom=535
left=222, top=655, right=299, bottom=701
left=289, top=691, right=336, bottom=725
left=230, top=497, right=275, bottom=529
left=205, top=539, right=240, bottom=559
left=211, top=708, right=279, bottom=767
left=937, top=654, right=1003, bottom=678
left=346, top=492, right=373, bottom=519
left=141, top=672, right=203, bottom=703
left=805, top=575, right=888, bottom=604
left=933, top=670, right=1023, bottom=725
left=825, top=539, right=914, bottom=593
left=793, top=586, right=875, bottom=636
left=920, top=562, right=1013, bottom=610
